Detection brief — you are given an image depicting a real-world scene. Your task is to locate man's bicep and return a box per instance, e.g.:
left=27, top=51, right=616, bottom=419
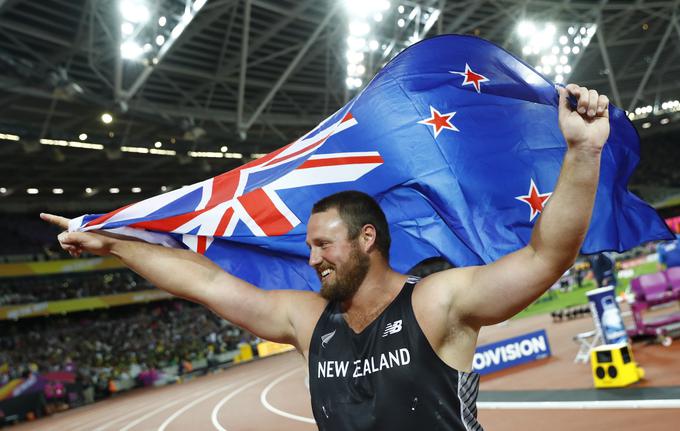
left=200, top=273, right=298, bottom=345
left=452, top=246, right=560, bottom=327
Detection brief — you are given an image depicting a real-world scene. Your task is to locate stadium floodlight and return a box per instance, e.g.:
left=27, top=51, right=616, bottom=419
left=52, top=188, right=64, bottom=194
left=161, top=186, right=169, bottom=192
left=109, top=188, right=120, bottom=194
left=356, top=64, right=366, bottom=75
left=154, top=141, right=162, bottom=148
left=349, top=20, right=370, bottom=36
left=79, top=133, right=87, bottom=141
left=564, top=65, right=572, bottom=74
left=397, top=18, right=405, bottom=27
left=642, top=122, right=651, bottom=129
left=158, top=16, right=166, bottom=27
left=559, top=35, right=568, bottom=45
left=121, top=22, right=134, bottom=36
left=346, top=77, right=354, bottom=88
left=121, top=41, right=144, bottom=60
left=101, top=113, right=113, bottom=124
left=0, top=133, right=20, bottom=141
left=660, top=118, right=670, bottom=125
left=559, top=55, right=568, bottom=64
left=555, top=74, right=564, bottom=83
left=572, top=46, right=580, bottom=54
left=517, top=21, right=535, bottom=38
left=155, top=35, right=165, bottom=46
left=0, top=187, right=6, bottom=194
left=369, top=39, right=379, bottom=50
left=132, top=187, right=142, bottom=193
left=27, top=188, right=39, bottom=195
left=220, top=146, right=228, bottom=152
left=347, top=36, right=366, bottom=50
left=119, top=0, right=150, bottom=24
left=374, top=13, right=383, bottom=22
left=346, top=50, right=364, bottom=64
left=398, top=5, right=405, bottom=13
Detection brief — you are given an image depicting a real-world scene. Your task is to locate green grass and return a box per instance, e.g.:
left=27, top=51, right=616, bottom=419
left=513, top=260, right=660, bottom=320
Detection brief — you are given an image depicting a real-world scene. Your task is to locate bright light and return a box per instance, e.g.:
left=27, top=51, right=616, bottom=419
left=559, top=55, right=568, bottom=64
left=543, top=65, right=551, bottom=74
left=0, top=187, right=6, bottom=194
left=555, top=65, right=563, bottom=73
left=221, top=146, right=228, bottom=152
left=398, top=5, right=404, bottom=13
left=353, top=78, right=362, bottom=88
left=79, top=133, right=87, bottom=140
left=143, top=43, right=152, bottom=52
left=545, top=23, right=556, bottom=35
left=154, top=141, right=162, bottom=148
left=356, top=64, right=366, bottom=75
left=568, top=27, right=575, bottom=35
left=551, top=46, right=559, bottom=54
left=574, top=35, right=581, bottom=44
left=161, top=186, right=168, bottom=192
left=0, top=133, right=19, bottom=141
left=85, top=187, right=94, bottom=194
left=158, top=16, right=166, bottom=27
left=579, top=27, right=586, bottom=35
left=121, top=41, right=144, bottom=59
left=373, top=13, right=383, bottom=22
left=562, top=46, right=570, bottom=54
left=522, top=46, right=531, bottom=55
left=349, top=20, right=370, bottom=36
left=564, top=65, right=572, bottom=74
left=347, top=36, right=366, bottom=50
left=101, top=113, right=113, bottom=124
left=109, top=187, right=120, bottom=194
left=121, top=22, right=134, bottom=36
left=641, top=122, right=651, bottom=129
left=369, top=39, right=379, bottom=50
left=119, top=1, right=150, bottom=24
left=660, top=118, right=670, bottom=125
left=555, top=74, right=564, bottom=83
left=517, top=21, right=535, bottom=38
left=27, top=188, right=39, bottom=195
left=131, top=187, right=141, bottom=193
left=346, top=77, right=354, bottom=88
left=155, top=35, right=165, bottom=46
left=347, top=63, right=357, bottom=75
left=397, top=18, right=405, bottom=28
left=582, top=37, right=590, bottom=47
left=346, top=50, right=364, bottom=64
left=572, top=46, right=580, bottom=54
left=559, top=35, right=568, bottom=45
left=535, top=65, right=543, bottom=73
left=52, top=188, right=63, bottom=195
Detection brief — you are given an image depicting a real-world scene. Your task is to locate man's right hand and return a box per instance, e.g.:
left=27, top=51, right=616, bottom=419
left=40, top=213, right=116, bottom=258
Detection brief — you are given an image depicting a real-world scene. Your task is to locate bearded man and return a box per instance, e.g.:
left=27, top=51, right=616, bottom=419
left=43, top=83, right=610, bottom=430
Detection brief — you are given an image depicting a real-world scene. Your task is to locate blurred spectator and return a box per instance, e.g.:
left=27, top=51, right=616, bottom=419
left=658, top=234, right=680, bottom=269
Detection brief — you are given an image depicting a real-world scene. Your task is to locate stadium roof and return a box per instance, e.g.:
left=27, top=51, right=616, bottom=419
left=1, top=0, right=679, bottom=213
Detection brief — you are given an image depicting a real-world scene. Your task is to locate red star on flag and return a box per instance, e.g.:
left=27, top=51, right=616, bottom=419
left=417, top=106, right=459, bottom=137
left=449, top=63, right=489, bottom=93
left=515, top=179, right=552, bottom=222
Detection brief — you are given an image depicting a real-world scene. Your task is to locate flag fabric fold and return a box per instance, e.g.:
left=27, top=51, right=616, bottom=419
left=70, top=35, right=673, bottom=292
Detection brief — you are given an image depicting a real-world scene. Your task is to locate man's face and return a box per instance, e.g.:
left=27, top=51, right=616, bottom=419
left=306, top=209, right=371, bottom=302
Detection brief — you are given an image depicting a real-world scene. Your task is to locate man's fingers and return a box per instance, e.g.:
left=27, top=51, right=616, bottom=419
left=597, top=95, right=609, bottom=115
left=40, top=213, right=70, bottom=230
left=587, top=89, right=599, bottom=118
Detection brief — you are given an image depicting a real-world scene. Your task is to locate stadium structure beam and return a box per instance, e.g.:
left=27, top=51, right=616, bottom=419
left=441, top=0, right=480, bottom=34
left=237, top=0, right=252, bottom=136
left=242, top=2, right=340, bottom=132
left=250, top=0, right=318, bottom=25
left=120, top=0, right=216, bottom=103
left=595, top=16, right=622, bottom=107
left=0, top=20, right=71, bottom=47
left=627, top=12, right=675, bottom=112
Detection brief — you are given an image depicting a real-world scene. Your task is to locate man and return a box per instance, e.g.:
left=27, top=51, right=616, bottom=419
left=588, top=252, right=618, bottom=288
left=42, top=83, right=610, bottom=430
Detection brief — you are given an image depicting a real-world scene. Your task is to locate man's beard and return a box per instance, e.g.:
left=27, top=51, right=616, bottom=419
left=318, top=242, right=370, bottom=302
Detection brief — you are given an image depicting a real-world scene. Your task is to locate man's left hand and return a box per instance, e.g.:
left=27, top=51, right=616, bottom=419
left=558, top=84, right=610, bottom=152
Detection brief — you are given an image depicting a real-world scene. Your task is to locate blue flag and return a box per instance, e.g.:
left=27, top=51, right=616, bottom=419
left=71, top=35, right=673, bottom=291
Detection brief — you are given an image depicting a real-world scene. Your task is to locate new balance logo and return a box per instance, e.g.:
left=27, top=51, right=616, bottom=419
left=382, top=320, right=403, bottom=337
left=321, top=330, right=336, bottom=348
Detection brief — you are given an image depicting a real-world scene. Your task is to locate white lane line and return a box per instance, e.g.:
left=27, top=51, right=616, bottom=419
left=119, top=397, right=186, bottom=431
left=157, top=379, right=248, bottom=431
left=92, top=397, right=171, bottom=430
left=211, top=370, right=284, bottom=431
left=478, top=399, right=680, bottom=410
left=71, top=399, right=158, bottom=431
left=259, top=367, right=315, bottom=424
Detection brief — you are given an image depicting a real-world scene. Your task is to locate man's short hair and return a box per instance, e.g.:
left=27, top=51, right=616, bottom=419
left=312, top=190, right=391, bottom=260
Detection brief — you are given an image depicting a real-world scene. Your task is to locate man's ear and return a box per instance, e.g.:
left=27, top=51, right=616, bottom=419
left=360, top=224, right=377, bottom=252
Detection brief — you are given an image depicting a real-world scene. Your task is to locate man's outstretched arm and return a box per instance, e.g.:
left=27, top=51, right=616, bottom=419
left=436, top=84, right=610, bottom=327
left=40, top=214, right=323, bottom=349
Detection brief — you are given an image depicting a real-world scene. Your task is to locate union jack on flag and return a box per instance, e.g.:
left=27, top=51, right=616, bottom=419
left=71, top=35, right=672, bottom=291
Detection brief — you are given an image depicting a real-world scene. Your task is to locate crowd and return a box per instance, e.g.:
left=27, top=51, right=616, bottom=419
left=0, top=271, right=153, bottom=306
left=0, top=300, right=253, bottom=400
left=632, top=138, right=680, bottom=189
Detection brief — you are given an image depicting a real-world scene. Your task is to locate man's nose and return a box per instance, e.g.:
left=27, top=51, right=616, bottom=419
left=309, top=248, right=322, bottom=266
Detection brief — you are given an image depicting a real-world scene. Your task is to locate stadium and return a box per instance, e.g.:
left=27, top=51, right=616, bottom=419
left=1, top=0, right=680, bottom=430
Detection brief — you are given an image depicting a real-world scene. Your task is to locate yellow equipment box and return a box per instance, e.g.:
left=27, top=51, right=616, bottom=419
left=591, top=343, right=644, bottom=388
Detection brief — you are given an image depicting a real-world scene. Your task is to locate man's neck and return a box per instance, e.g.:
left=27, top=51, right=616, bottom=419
left=340, top=264, right=408, bottom=333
